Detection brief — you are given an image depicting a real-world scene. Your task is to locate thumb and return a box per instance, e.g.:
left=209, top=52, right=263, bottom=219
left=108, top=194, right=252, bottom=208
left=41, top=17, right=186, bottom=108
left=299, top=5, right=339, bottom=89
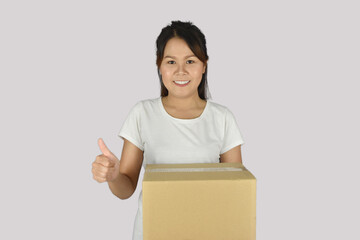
left=98, top=138, right=116, bottom=159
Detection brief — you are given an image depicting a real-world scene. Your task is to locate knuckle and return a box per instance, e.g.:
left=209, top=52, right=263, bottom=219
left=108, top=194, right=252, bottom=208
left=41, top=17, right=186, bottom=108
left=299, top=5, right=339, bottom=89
left=94, top=175, right=105, bottom=183
left=96, top=154, right=104, bottom=161
left=92, top=162, right=97, bottom=168
left=93, top=169, right=100, bottom=177
left=93, top=175, right=99, bottom=182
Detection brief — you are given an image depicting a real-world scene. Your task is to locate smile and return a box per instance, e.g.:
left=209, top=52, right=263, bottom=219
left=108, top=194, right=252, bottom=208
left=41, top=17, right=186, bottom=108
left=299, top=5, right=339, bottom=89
left=173, top=80, right=190, bottom=87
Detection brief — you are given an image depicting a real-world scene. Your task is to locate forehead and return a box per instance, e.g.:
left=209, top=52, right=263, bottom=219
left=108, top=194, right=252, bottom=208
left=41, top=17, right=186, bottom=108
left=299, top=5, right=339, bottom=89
left=164, top=37, right=194, bottom=56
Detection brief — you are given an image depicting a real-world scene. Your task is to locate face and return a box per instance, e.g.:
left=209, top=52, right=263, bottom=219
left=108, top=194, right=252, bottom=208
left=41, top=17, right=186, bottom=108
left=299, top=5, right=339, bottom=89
left=159, top=37, right=206, bottom=99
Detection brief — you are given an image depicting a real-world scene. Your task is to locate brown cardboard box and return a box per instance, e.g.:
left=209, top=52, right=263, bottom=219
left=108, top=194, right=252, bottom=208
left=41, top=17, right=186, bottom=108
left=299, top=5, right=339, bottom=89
left=143, top=162, right=256, bottom=240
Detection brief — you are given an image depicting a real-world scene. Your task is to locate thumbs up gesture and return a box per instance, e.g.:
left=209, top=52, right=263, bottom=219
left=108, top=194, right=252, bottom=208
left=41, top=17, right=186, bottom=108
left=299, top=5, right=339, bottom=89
left=92, top=138, right=121, bottom=183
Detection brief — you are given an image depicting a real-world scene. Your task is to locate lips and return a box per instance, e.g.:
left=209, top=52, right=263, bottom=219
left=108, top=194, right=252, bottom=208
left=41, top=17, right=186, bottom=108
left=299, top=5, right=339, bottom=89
left=173, top=80, right=191, bottom=87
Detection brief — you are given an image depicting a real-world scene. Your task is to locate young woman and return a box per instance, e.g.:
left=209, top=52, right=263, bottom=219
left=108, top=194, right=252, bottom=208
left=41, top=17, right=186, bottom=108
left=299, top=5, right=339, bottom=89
left=92, top=20, right=245, bottom=240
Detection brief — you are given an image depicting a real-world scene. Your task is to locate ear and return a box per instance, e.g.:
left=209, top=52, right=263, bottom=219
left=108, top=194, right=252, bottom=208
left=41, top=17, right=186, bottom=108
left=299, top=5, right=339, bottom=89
left=202, top=62, right=207, bottom=74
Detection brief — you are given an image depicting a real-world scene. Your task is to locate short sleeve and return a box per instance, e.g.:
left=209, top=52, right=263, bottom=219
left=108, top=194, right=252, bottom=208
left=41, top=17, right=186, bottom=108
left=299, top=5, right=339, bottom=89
left=117, top=102, right=144, bottom=151
left=220, top=108, right=245, bottom=154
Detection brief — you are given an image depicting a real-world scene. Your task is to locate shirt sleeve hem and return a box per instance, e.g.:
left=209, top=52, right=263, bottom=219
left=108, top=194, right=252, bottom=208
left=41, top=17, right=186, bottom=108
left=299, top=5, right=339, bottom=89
left=117, top=132, right=144, bottom=151
left=220, top=140, right=244, bottom=155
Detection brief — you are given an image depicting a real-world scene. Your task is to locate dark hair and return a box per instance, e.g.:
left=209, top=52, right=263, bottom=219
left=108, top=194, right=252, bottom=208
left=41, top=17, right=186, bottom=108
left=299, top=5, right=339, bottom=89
left=155, top=20, right=211, bottom=100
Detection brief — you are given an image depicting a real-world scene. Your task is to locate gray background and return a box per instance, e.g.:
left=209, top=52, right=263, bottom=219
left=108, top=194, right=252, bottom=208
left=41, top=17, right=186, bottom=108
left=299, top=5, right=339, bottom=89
left=1, top=0, right=359, bottom=239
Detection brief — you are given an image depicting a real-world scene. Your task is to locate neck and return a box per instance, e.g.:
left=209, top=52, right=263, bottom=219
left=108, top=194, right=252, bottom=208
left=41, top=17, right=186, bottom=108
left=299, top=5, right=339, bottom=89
left=162, top=94, right=205, bottom=110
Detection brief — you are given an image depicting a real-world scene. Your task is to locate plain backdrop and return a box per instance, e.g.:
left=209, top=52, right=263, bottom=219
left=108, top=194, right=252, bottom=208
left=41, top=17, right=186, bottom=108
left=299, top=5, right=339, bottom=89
left=1, top=0, right=359, bottom=239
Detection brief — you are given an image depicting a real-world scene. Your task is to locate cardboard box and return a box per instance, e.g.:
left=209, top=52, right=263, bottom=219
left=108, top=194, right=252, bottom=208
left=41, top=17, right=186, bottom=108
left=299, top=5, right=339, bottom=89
left=143, top=162, right=256, bottom=240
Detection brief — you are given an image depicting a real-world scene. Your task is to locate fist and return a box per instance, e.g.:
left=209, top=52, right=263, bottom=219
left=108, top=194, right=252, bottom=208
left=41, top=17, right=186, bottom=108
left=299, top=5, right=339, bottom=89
left=92, top=138, right=120, bottom=183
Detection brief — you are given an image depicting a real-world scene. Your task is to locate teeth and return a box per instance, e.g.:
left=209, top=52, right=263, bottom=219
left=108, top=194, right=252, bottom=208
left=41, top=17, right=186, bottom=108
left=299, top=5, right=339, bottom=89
left=174, top=80, right=190, bottom=85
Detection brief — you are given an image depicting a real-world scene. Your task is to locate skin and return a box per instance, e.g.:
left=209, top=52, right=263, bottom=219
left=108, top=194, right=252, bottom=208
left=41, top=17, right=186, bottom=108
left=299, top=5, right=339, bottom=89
left=92, top=37, right=242, bottom=197
left=159, top=37, right=207, bottom=115
left=159, top=37, right=242, bottom=164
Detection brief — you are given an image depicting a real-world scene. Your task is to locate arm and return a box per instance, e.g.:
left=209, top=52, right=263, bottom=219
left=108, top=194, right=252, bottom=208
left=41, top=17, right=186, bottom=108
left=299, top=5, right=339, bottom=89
left=108, top=139, right=144, bottom=199
left=108, top=172, right=136, bottom=200
left=219, top=145, right=242, bottom=164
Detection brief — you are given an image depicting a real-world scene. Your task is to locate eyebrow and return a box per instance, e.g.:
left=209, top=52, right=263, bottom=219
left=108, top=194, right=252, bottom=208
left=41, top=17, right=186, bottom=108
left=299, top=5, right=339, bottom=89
left=164, top=54, right=196, bottom=59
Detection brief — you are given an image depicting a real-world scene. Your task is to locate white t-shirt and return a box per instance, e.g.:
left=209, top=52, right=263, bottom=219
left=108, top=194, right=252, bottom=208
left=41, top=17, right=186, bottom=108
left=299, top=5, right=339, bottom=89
left=118, top=97, right=245, bottom=240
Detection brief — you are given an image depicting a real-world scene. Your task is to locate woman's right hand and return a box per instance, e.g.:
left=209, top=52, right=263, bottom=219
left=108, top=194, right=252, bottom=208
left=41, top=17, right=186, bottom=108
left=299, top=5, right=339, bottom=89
left=92, top=138, right=121, bottom=183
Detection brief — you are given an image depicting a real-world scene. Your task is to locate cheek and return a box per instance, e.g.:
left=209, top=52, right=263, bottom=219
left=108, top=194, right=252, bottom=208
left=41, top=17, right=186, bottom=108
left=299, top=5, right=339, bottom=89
left=161, top=71, right=172, bottom=81
left=160, top=69, right=172, bottom=85
left=191, top=67, right=204, bottom=78
left=160, top=66, right=172, bottom=77
left=161, top=70, right=176, bottom=84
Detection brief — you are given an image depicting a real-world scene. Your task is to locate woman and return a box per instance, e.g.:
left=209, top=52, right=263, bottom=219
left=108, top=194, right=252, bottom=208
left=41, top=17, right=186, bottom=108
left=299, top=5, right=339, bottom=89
left=92, top=20, right=245, bottom=240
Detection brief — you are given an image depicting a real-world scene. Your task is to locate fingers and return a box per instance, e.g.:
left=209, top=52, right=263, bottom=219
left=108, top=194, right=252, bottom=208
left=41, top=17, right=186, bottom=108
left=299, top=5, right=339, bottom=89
left=93, top=160, right=114, bottom=172
left=93, top=174, right=106, bottom=183
left=92, top=160, right=113, bottom=183
left=95, top=155, right=115, bottom=167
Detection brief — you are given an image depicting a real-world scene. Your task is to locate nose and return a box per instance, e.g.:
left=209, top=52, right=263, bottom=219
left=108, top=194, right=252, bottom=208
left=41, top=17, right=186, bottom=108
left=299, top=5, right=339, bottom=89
left=175, top=62, right=187, bottom=75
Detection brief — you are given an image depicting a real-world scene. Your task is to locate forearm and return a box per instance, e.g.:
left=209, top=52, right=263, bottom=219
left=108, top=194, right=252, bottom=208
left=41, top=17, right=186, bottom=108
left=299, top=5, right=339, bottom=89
left=108, top=173, right=135, bottom=200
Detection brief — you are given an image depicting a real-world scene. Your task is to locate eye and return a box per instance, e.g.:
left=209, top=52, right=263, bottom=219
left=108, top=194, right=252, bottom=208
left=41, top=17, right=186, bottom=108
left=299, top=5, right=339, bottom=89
left=167, top=60, right=175, bottom=64
left=186, top=60, right=195, bottom=64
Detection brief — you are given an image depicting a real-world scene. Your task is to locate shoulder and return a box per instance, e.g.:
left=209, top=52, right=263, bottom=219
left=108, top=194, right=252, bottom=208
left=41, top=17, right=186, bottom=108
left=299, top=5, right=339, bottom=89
left=131, top=97, right=160, bottom=110
left=207, top=100, right=231, bottom=116
left=127, top=97, right=161, bottom=119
